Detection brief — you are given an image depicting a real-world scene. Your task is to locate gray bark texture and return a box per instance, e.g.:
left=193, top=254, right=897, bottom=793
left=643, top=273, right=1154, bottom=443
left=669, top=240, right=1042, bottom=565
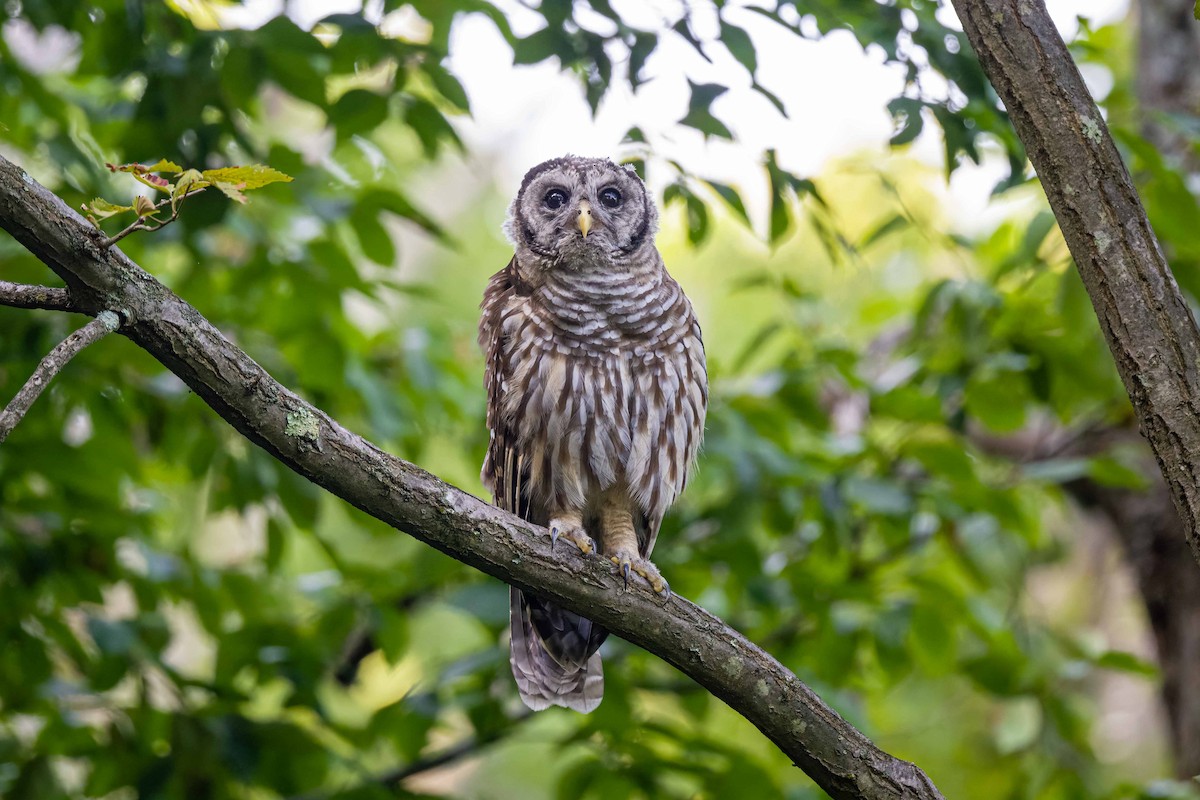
left=950, top=0, right=1200, bottom=568
left=0, top=154, right=945, bottom=800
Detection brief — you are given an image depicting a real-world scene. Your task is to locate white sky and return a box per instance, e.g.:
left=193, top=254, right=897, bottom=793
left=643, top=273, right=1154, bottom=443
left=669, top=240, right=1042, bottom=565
left=222, top=0, right=1130, bottom=231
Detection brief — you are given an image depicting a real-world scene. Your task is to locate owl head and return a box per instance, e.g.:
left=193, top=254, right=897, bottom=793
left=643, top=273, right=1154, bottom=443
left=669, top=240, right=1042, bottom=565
left=505, top=155, right=658, bottom=271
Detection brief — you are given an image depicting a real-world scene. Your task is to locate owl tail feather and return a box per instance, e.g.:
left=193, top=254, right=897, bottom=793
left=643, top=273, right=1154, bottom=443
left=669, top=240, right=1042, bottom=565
left=509, top=587, right=607, bottom=713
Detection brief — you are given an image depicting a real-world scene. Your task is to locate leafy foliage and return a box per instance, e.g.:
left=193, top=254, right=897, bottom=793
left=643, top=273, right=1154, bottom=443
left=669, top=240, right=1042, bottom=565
left=0, top=2, right=1196, bottom=800
left=83, top=160, right=292, bottom=241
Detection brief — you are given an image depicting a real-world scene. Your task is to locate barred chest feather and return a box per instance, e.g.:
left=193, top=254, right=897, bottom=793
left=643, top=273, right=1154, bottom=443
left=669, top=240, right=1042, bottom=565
left=488, top=263, right=707, bottom=529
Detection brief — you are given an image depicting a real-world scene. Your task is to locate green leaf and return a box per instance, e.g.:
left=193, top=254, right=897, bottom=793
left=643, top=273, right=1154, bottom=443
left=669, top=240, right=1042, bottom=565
left=87, top=617, right=136, bottom=656
left=405, top=98, right=462, bottom=157
left=719, top=18, right=757, bottom=75
left=1087, top=455, right=1150, bottom=489
left=362, top=188, right=447, bottom=242
left=83, top=198, right=133, bottom=220
left=428, top=64, right=471, bottom=112
left=685, top=189, right=709, bottom=245
left=888, top=97, right=925, bottom=146
left=671, top=17, right=711, bottom=62
left=1095, top=650, right=1157, bottom=677
left=512, top=27, right=565, bottom=65
left=679, top=80, right=733, bottom=140
left=628, top=32, right=657, bottom=89
left=351, top=207, right=396, bottom=265
left=213, top=181, right=248, bottom=204
left=143, top=159, right=182, bottom=174
left=329, top=89, right=390, bottom=139
left=200, top=165, right=293, bottom=191
left=752, top=80, right=786, bottom=115
left=702, top=180, right=750, bottom=226
left=860, top=214, right=908, bottom=249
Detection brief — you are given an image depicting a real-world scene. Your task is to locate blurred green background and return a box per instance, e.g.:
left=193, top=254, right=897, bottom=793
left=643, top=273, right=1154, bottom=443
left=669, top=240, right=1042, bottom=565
left=2, top=1, right=1199, bottom=798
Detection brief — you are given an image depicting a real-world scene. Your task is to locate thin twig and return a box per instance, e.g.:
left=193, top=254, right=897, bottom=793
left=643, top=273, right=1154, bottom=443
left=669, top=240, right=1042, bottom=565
left=0, top=311, right=119, bottom=443
left=0, top=280, right=78, bottom=312
left=98, top=188, right=206, bottom=249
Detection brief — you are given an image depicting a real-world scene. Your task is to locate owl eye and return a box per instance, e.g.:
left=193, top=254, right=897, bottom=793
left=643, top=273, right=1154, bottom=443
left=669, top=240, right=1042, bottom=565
left=599, top=187, right=622, bottom=208
left=543, top=188, right=569, bottom=210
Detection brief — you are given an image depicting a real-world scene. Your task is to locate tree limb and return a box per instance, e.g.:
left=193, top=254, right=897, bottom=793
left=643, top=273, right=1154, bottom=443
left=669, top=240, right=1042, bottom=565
left=0, top=280, right=79, bottom=312
left=0, top=311, right=118, bottom=443
left=950, top=0, right=1200, bottom=568
left=0, top=156, right=944, bottom=799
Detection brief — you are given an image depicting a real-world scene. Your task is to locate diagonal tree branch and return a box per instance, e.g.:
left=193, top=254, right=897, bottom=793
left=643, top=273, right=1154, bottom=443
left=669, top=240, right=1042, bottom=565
left=0, top=157, right=943, bottom=799
left=950, top=0, right=1200, bottom=569
left=0, top=311, right=118, bottom=443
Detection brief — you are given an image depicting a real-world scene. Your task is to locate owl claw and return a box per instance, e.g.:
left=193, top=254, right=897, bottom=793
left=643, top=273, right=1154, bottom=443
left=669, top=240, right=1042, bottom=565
left=609, top=549, right=669, bottom=597
left=548, top=520, right=594, bottom=555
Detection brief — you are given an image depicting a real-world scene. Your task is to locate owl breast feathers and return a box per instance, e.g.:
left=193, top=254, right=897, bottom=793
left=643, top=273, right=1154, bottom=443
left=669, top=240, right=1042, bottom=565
left=479, top=155, right=708, bottom=713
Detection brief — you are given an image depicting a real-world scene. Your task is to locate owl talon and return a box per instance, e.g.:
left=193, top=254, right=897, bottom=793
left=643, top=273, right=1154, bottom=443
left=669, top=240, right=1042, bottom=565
left=609, top=549, right=669, bottom=597
left=548, top=520, right=594, bottom=555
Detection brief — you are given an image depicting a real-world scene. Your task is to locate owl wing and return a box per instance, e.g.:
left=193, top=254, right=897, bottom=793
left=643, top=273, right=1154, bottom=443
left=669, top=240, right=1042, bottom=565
left=479, top=257, right=535, bottom=523
left=636, top=292, right=709, bottom=560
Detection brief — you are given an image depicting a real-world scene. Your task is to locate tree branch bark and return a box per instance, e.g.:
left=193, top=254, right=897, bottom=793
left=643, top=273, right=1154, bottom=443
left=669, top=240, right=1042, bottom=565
left=0, top=311, right=118, bottom=443
left=0, top=280, right=79, bottom=312
left=0, top=157, right=944, bottom=799
left=950, top=0, right=1200, bottom=568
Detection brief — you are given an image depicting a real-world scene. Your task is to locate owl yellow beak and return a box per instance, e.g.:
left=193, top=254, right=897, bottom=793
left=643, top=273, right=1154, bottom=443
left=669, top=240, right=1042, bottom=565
left=577, top=200, right=592, bottom=239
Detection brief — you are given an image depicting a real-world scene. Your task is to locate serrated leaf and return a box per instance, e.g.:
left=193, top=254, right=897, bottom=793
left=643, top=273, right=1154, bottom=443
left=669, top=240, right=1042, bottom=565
left=201, top=165, right=293, bottom=191
left=143, top=159, right=182, bottom=174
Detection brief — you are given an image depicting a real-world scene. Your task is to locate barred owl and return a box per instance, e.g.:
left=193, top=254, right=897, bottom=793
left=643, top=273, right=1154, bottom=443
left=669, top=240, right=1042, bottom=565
left=479, top=156, right=708, bottom=713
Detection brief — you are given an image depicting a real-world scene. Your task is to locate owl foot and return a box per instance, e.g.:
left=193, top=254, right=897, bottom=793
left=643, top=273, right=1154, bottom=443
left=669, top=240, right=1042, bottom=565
left=609, top=548, right=671, bottom=598
left=549, top=519, right=595, bottom=556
